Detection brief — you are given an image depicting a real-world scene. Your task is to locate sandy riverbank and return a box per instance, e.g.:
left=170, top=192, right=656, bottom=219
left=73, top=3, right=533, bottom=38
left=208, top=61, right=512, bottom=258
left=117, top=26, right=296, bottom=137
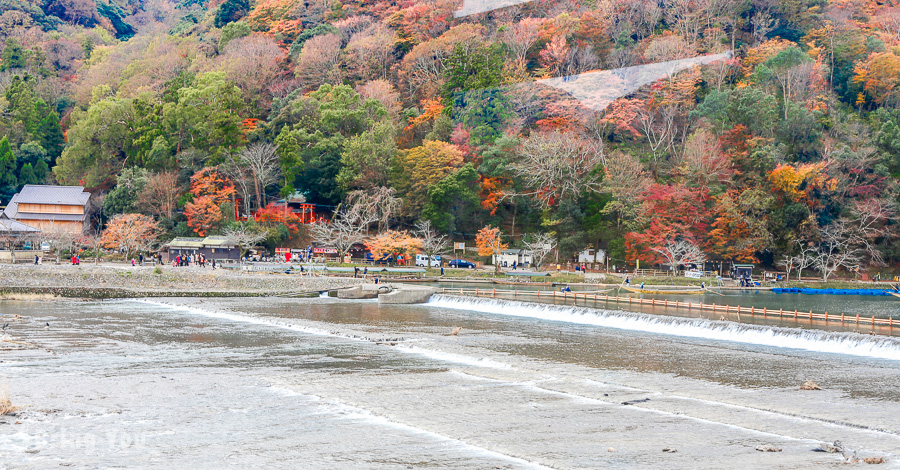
left=0, top=264, right=363, bottom=298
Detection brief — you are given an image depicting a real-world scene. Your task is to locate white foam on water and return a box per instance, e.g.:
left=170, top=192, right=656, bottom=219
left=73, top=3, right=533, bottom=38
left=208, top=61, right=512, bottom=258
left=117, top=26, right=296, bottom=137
left=268, top=385, right=554, bottom=470
left=438, top=371, right=819, bottom=444
left=131, top=299, right=339, bottom=338
left=394, top=345, right=512, bottom=369
left=127, top=300, right=513, bottom=369
left=666, top=394, right=900, bottom=437
left=427, top=295, right=900, bottom=361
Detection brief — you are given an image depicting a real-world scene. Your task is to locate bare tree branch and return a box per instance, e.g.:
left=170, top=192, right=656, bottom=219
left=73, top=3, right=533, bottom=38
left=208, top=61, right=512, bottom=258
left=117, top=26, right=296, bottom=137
left=223, top=223, right=268, bottom=263
left=415, top=220, right=449, bottom=264
left=650, top=239, right=706, bottom=273
left=310, top=203, right=379, bottom=260
left=241, top=142, right=280, bottom=211
left=511, top=130, right=605, bottom=206
left=522, top=232, right=556, bottom=269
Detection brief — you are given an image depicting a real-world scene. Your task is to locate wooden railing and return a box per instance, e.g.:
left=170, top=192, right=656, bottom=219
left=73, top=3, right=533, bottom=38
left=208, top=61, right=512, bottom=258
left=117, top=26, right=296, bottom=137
left=439, top=288, right=897, bottom=328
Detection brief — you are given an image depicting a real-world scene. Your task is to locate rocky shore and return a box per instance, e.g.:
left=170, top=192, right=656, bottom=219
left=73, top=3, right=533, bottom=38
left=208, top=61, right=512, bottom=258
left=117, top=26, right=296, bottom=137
left=0, top=264, right=364, bottom=299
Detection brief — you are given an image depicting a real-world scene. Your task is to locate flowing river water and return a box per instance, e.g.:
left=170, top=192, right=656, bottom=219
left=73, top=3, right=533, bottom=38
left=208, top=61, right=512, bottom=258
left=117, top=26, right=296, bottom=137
left=2, top=293, right=900, bottom=468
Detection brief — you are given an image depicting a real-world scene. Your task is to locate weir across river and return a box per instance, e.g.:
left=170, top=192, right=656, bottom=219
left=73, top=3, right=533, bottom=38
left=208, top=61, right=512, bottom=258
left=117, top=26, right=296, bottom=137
left=439, top=287, right=898, bottom=329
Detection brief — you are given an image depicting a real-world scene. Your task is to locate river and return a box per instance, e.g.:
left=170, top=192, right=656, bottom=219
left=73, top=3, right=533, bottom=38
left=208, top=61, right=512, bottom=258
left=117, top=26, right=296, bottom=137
left=1, top=294, right=899, bottom=468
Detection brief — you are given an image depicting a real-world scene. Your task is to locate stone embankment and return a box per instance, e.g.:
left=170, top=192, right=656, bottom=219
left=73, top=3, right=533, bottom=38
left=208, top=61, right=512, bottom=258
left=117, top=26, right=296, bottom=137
left=335, top=284, right=438, bottom=303
left=0, top=265, right=363, bottom=299
left=378, top=285, right=437, bottom=304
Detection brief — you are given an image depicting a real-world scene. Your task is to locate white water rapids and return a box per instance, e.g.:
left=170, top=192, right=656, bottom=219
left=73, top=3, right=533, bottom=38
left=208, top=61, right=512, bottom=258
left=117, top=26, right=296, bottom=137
left=427, top=294, right=900, bottom=361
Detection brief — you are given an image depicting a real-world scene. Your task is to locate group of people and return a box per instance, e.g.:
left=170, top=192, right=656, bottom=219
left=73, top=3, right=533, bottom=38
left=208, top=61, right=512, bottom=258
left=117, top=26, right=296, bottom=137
left=173, top=253, right=215, bottom=269
left=352, top=266, right=369, bottom=278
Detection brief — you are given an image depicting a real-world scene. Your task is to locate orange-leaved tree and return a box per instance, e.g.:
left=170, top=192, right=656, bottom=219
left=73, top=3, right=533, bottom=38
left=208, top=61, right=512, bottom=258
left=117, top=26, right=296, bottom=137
left=767, top=162, right=836, bottom=208
left=476, top=225, right=507, bottom=273
left=101, top=213, right=159, bottom=261
left=624, top=184, right=710, bottom=265
left=255, top=202, right=301, bottom=236
left=706, top=190, right=772, bottom=263
left=365, top=230, right=422, bottom=266
left=184, top=167, right=236, bottom=236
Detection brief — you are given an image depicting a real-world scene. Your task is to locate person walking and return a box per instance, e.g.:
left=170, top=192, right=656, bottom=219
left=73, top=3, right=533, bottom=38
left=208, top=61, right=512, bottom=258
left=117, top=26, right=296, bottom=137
left=139, top=254, right=144, bottom=266
left=354, top=266, right=359, bottom=278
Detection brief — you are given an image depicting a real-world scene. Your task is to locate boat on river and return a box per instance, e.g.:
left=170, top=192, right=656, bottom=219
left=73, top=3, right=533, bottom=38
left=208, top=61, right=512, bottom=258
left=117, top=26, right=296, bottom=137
left=622, top=286, right=708, bottom=295
left=493, top=280, right=554, bottom=286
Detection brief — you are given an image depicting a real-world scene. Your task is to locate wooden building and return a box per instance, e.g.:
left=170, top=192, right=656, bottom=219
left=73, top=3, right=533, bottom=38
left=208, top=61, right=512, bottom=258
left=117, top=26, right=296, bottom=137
left=160, top=236, right=241, bottom=262
left=1, top=185, right=92, bottom=236
left=0, top=215, right=40, bottom=263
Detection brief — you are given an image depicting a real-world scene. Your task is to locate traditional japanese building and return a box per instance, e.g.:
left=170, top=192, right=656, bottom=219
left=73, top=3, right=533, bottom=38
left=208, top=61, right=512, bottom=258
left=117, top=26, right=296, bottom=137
left=0, top=215, right=40, bottom=262
left=160, top=236, right=241, bottom=262
left=1, top=185, right=92, bottom=236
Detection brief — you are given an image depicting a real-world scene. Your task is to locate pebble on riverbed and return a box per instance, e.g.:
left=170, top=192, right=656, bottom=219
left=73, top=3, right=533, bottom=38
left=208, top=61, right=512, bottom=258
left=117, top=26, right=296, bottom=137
left=799, top=380, right=821, bottom=390
left=755, top=445, right=782, bottom=452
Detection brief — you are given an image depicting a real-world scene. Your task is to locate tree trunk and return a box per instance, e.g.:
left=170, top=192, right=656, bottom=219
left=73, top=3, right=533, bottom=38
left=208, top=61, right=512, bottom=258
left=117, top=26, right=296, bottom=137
left=511, top=203, right=517, bottom=240
left=253, top=175, right=261, bottom=213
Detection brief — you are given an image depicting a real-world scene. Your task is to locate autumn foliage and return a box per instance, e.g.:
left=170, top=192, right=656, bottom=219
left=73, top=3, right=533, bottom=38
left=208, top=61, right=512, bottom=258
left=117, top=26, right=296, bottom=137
left=255, top=203, right=301, bottom=235
left=365, top=230, right=421, bottom=264
left=101, top=213, right=159, bottom=259
left=767, top=163, right=837, bottom=207
left=625, top=184, right=710, bottom=265
left=476, top=225, right=508, bottom=273
left=184, top=167, right=237, bottom=236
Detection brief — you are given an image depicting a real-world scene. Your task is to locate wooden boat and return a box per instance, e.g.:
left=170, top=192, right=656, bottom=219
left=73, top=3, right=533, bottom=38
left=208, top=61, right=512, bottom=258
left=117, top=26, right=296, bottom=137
left=387, top=277, right=440, bottom=282
left=890, top=292, right=900, bottom=299
left=493, top=280, right=553, bottom=286
left=622, top=286, right=708, bottom=295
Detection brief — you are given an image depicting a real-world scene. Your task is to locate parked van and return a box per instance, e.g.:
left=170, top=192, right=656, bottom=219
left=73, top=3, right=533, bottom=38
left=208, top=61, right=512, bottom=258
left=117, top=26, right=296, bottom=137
left=415, top=254, right=441, bottom=267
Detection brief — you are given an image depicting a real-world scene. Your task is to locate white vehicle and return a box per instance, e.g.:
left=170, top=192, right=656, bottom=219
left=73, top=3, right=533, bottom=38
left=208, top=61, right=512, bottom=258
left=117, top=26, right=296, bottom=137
left=415, top=254, right=442, bottom=267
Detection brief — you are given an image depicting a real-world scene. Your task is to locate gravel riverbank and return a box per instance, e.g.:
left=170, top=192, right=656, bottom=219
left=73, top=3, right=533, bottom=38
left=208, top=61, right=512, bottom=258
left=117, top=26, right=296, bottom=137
left=0, top=264, right=363, bottom=298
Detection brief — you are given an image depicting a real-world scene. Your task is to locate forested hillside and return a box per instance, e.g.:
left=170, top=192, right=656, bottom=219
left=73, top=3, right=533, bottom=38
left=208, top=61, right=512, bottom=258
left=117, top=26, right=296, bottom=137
left=1, top=0, right=898, bottom=271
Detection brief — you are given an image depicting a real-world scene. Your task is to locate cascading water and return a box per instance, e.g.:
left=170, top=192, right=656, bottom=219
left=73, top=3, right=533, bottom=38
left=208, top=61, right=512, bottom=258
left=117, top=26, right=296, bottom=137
left=427, top=294, right=900, bottom=361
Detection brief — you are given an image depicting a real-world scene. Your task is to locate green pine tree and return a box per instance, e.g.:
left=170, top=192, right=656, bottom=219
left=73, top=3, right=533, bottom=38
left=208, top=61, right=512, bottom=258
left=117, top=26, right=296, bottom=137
left=38, top=110, right=65, bottom=160
left=17, top=162, right=37, bottom=186
left=0, top=38, right=26, bottom=71
left=33, top=159, right=49, bottom=183
left=5, top=75, right=40, bottom=136
left=0, top=136, right=18, bottom=190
